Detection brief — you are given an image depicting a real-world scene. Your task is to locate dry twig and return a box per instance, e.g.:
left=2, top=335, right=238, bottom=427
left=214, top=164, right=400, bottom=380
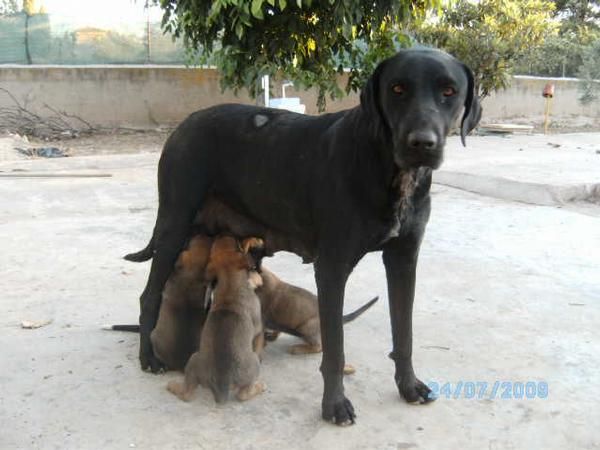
left=0, top=87, right=96, bottom=139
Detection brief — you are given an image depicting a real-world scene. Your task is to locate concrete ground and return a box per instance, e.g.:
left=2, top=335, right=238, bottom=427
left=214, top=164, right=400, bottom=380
left=0, top=132, right=598, bottom=449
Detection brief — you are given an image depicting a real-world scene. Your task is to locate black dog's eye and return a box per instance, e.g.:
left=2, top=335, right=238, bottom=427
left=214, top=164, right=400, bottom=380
left=442, top=86, right=457, bottom=97
left=392, top=84, right=405, bottom=95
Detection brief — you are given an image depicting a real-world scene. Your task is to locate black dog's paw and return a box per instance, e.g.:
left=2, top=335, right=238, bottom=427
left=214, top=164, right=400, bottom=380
left=322, top=396, right=356, bottom=426
left=397, top=375, right=437, bottom=404
left=139, top=347, right=167, bottom=374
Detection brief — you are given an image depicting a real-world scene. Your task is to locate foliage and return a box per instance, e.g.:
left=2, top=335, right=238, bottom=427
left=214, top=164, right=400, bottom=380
left=23, top=0, right=42, bottom=15
left=577, top=38, right=600, bottom=104
left=514, top=0, right=600, bottom=78
left=0, top=0, right=19, bottom=15
left=415, top=0, right=557, bottom=98
left=157, top=0, right=440, bottom=110
left=514, top=27, right=598, bottom=77
left=552, top=0, right=600, bottom=30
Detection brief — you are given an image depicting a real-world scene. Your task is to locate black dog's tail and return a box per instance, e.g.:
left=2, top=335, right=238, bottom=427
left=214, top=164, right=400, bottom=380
left=102, top=324, right=139, bottom=332
left=342, top=296, right=379, bottom=324
left=123, top=236, right=154, bottom=262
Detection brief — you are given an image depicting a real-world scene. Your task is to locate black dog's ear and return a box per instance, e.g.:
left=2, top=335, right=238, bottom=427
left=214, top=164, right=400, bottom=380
left=460, top=64, right=482, bottom=146
left=360, top=59, right=390, bottom=139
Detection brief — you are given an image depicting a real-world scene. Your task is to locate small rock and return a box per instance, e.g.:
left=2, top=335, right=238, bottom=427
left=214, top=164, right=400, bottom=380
left=21, top=319, right=52, bottom=329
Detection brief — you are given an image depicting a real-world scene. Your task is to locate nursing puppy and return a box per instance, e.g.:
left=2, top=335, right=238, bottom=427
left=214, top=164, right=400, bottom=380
left=258, top=267, right=378, bottom=356
left=149, top=234, right=213, bottom=370
left=167, top=236, right=266, bottom=403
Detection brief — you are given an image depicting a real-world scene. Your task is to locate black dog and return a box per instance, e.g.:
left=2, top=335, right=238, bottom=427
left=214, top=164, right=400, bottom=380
left=126, top=48, right=481, bottom=425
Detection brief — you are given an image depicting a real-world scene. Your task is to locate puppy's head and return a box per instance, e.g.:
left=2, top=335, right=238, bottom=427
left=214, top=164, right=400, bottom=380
left=361, top=47, right=481, bottom=170
left=240, top=237, right=266, bottom=272
left=174, top=235, right=213, bottom=280
left=205, top=236, right=264, bottom=281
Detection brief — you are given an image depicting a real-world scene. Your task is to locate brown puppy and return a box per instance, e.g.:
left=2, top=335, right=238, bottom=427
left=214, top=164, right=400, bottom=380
left=150, top=234, right=213, bottom=371
left=256, top=267, right=378, bottom=374
left=167, top=236, right=266, bottom=403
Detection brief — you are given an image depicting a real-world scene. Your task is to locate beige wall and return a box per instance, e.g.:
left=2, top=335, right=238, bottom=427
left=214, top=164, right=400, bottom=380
left=481, top=76, right=600, bottom=121
left=0, top=66, right=598, bottom=130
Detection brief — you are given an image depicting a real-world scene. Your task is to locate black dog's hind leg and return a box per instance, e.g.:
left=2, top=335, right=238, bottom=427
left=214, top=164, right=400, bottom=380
left=315, top=256, right=355, bottom=426
left=382, top=232, right=435, bottom=404
left=137, top=143, right=213, bottom=372
left=138, top=212, right=194, bottom=372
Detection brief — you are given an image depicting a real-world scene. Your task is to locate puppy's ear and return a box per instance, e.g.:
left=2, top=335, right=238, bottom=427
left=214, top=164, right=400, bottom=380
left=241, top=237, right=266, bottom=272
left=460, top=64, right=482, bottom=146
left=360, top=59, right=390, bottom=139
left=240, top=237, right=264, bottom=254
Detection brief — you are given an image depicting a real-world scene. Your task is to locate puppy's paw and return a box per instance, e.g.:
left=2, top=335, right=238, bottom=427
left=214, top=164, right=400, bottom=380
left=397, top=375, right=436, bottom=404
left=288, top=343, right=321, bottom=355
left=167, top=380, right=192, bottom=401
left=248, top=271, right=263, bottom=289
left=322, top=395, right=356, bottom=426
left=237, top=381, right=267, bottom=401
left=343, top=364, right=356, bottom=375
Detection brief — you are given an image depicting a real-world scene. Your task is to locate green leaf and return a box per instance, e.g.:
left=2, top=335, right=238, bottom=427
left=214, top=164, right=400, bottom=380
left=235, top=22, right=244, bottom=40
left=278, top=0, right=287, bottom=10
left=251, top=0, right=264, bottom=19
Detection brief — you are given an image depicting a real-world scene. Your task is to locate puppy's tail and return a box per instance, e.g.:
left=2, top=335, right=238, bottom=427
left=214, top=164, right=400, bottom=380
left=342, top=296, right=379, bottom=324
left=102, top=324, right=139, bottom=332
left=124, top=236, right=154, bottom=262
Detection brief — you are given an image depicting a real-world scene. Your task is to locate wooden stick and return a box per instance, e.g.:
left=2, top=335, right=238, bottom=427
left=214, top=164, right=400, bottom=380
left=0, top=173, right=112, bottom=178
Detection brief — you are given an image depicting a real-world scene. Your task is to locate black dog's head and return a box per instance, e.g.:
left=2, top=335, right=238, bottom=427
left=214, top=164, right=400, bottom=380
left=360, top=48, right=481, bottom=170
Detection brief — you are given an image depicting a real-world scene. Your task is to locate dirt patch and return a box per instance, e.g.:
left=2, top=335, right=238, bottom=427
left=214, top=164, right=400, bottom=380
left=1, top=129, right=169, bottom=161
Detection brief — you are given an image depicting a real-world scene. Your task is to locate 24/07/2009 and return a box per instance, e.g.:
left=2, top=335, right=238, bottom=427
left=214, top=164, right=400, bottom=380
left=425, top=381, right=549, bottom=399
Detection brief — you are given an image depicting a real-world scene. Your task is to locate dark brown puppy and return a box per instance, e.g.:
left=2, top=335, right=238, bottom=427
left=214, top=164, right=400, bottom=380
left=257, top=267, right=377, bottom=356
left=167, top=236, right=266, bottom=403
left=150, top=234, right=213, bottom=371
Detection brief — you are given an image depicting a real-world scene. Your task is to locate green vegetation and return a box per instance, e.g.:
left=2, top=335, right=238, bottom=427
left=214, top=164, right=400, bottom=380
left=157, top=0, right=440, bottom=109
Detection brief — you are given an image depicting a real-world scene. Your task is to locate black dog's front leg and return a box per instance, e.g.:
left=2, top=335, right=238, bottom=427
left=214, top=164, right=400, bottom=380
left=382, top=236, right=435, bottom=404
left=314, top=257, right=355, bottom=425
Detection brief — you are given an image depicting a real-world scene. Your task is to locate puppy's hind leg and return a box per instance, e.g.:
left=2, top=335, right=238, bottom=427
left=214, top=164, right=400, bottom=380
left=288, top=317, right=321, bottom=355
left=235, top=354, right=265, bottom=402
left=166, top=354, right=202, bottom=402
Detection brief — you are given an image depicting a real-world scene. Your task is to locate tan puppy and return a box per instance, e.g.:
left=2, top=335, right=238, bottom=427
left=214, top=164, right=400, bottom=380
left=167, top=236, right=266, bottom=403
left=150, top=234, right=213, bottom=370
left=256, top=267, right=378, bottom=365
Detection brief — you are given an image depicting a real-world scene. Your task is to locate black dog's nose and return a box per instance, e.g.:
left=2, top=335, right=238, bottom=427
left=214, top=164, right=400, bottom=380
left=407, top=130, right=438, bottom=151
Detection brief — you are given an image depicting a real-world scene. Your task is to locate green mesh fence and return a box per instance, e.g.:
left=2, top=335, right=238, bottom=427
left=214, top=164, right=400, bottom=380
left=0, top=11, right=187, bottom=65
